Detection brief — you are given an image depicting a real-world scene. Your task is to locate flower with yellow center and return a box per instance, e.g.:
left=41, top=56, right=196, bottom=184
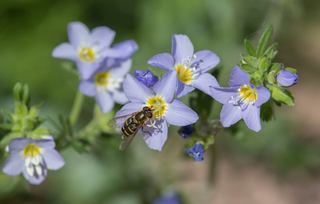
left=95, top=72, right=110, bottom=87
left=52, top=21, right=138, bottom=80
left=210, top=66, right=271, bottom=132
left=147, top=34, right=220, bottom=98
left=114, top=71, right=199, bottom=151
left=78, top=47, right=96, bottom=62
left=2, top=137, right=65, bottom=185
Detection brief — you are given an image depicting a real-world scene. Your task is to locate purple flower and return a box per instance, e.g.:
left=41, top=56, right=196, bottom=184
left=147, top=34, right=220, bottom=98
left=115, top=71, right=199, bottom=151
left=153, top=191, right=181, bottom=204
left=133, top=70, right=158, bottom=88
left=210, top=66, right=270, bottom=132
left=277, top=69, right=298, bottom=86
left=2, top=137, right=65, bottom=185
left=52, top=22, right=138, bottom=80
left=180, top=125, right=194, bottom=139
left=185, top=143, right=204, bottom=162
left=79, top=58, right=131, bottom=113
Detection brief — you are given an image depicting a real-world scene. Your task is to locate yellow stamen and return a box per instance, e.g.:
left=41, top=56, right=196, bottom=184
left=95, top=72, right=110, bottom=87
left=23, top=143, right=40, bottom=158
left=79, top=47, right=95, bottom=62
left=240, top=85, right=258, bottom=101
left=175, top=64, right=193, bottom=84
left=146, top=97, right=167, bottom=118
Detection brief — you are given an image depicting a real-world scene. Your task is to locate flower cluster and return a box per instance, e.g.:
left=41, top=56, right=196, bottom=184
left=0, top=23, right=299, bottom=188
left=53, top=22, right=138, bottom=113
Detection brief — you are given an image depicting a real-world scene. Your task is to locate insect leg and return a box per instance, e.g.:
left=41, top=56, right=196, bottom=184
left=142, top=126, right=152, bottom=136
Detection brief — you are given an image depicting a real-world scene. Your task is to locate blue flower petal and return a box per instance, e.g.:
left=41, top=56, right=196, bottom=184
left=22, top=166, right=46, bottom=185
left=2, top=152, right=25, bottom=176
left=108, top=59, right=132, bottom=79
left=42, top=149, right=65, bottom=170
left=106, top=39, right=138, bottom=60
left=134, top=70, right=159, bottom=88
left=153, top=71, right=177, bottom=102
left=147, top=53, right=174, bottom=71
left=180, top=125, right=194, bottom=139
left=142, top=120, right=168, bottom=151
left=210, top=87, right=238, bottom=104
left=192, top=50, right=220, bottom=73
left=7, top=138, right=31, bottom=153
left=95, top=90, right=114, bottom=114
left=91, top=26, right=115, bottom=48
left=165, top=100, right=198, bottom=126
left=176, top=80, right=195, bottom=98
left=123, top=74, right=154, bottom=103
left=67, top=22, right=90, bottom=48
left=76, top=61, right=100, bottom=80
left=242, top=104, right=261, bottom=132
left=172, top=35, right=194, bottom=65
left=52, top=43, right=78, bottom=61
left=255, top=86, right=271, bottom=107
left=229, top=66, right=250, bottom=87
left=79, top=79, right=96, bottom=97
left=34, top=139, right=56, bottom=149
left=220, top=100, right=242, bottom=127
left=190, top=73, right=219, bottom=95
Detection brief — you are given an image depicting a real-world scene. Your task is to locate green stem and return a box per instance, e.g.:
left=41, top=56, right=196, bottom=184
left=208, top=144, right=217, bottom=188
left=69, top=90, right=84, bottom=126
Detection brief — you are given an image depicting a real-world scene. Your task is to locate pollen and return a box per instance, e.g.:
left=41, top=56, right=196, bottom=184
left=95, top=72, right=110, bottom=87
left=23, top=143, right=40, bottom=158
left=239, top=84, right=258, bottom=102
left=78, top=47, right=95, bottom=62
left=146, top=97, right=167, bottom=119
left=175, top=64, right=193, bottom=84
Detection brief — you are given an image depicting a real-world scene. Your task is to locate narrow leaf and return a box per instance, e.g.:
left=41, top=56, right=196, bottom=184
left=244, top=39, right=256, bottom=57
left=257, top=25, right=273, bottom=58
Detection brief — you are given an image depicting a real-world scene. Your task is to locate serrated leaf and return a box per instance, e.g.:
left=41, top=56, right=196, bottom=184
left=257, top=25, right=273, bottom=58
left=270, top=86, right=294, bottom=106
left=244, top=39, right=256, bottom=57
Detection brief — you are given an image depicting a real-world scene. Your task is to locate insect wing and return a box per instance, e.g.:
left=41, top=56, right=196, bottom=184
left=107, top=114, right=134, bottom=129
left=119, top=123, right=143, bottom=150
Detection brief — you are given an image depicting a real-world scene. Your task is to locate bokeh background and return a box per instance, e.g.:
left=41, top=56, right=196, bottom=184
left=0, top=0, right=320, bottom=203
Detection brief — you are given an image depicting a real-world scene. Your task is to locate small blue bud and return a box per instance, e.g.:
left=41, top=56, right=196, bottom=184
left=185, top=143, right=204, bottom=162
left=180, top=125, right=194, bottom=139
left=134, top=70, right=158, bottom=88
left=276, top=69, right=298, bottom=87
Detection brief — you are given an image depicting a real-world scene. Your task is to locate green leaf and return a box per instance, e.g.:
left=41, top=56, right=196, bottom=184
left=28, top=103, right=43, bottom=117
left=257, top=25, right=273, bottom=58
left=0, top=124, right=13, bottom=130
left=258, top=57, right=270, bottom=72
left=270, top=86, right=294, bottom=106
left=269, top=63, right=282, bottom=71
left=31, top=127, right=50, bottom=139
left=22, top=84, right=30, bottom=107
left=263, top=43, right=278, bottom=59
left=285, top=68, right=297, bottom=74
left=241, top=55, right=258, bottom=66
left=267, top=71, right=276, bottom=84
left=14, top=103, right=28, bottom=118
left=260, top=98, right=274, bottom=122
left=240, top=64, right=258, bottom=74
left=0, top=132, right=24, bottom=148
left=13, top=83, right=22, bottom=102
left=244, top=39, right=256, bottom=57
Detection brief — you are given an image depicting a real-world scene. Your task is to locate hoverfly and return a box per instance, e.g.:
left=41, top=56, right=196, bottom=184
left=107, top=106, right=156, bottom=150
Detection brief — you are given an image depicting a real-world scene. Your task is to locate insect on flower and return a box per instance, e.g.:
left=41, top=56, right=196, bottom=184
left=107, top=106, right=158, bottom=150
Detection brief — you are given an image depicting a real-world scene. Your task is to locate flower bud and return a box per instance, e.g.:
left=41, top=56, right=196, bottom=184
left=180, top=125, right=194, bottom=139
left=133, top=70, right=158, bottom=88
left=276, top=69, right=298, bottom=87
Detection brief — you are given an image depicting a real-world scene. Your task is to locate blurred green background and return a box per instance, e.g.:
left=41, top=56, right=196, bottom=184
left=1, top=0, right=320, bottom=203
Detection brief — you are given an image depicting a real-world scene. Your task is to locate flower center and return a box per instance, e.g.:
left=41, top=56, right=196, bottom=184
left=95, top=72, right=110, bottom=87
left=78, top=47, right=96, bottom=62
left=175, top=55, right=201, bottom=84
left=229, top=84, right=258, bottom=110
left=146, top=97, right=167, bottom=119
left=23, top=143, right=45, bottom=177
left=23, top=143, right=40, bottom=158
